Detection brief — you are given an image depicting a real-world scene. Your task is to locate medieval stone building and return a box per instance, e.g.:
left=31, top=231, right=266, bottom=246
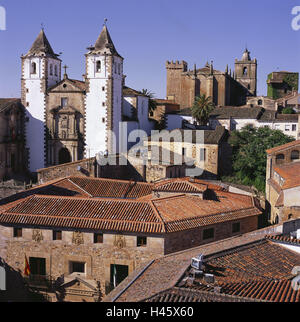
left=166, top=49, right=257, bottom=109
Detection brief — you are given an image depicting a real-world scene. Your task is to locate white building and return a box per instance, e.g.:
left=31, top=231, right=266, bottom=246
left=21, top=25, right=155, bottom=173
left=166, top=106, right=300, bottom=139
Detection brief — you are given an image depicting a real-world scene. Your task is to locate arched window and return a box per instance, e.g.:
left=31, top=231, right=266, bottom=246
left=243, top=67, right=248, bottom=76
left=31, top=62, right=37, bottom=74
left=258, top=99, right=263, bottom=106
left=54, top=65, right=58, bottom=76
left=275, top=215, right=279, bottom=225
left=276, top=154, right=285, bottom=164
left=50, top=64, right=53, bottom=76
left=291, top=150, right=300, bottom=161
left=96, top=61, right=101, bottom=72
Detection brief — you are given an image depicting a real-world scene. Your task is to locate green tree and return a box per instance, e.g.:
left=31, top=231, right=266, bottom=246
left=141, top=89, right=157, bottom=115
left=229, top=126, right=294, bottom=192
left=281, top=107, right=295, bottom=114
left=191, top=94, right=215, bottom=125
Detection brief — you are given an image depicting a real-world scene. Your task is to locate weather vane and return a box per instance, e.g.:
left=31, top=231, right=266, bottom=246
left=63, top=65, right=69, bottom=75
left=41, top=23, right=45, bottom=30
left=104, top=18, right=108, bottom=26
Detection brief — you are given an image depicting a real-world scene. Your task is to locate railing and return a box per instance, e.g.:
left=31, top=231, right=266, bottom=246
left=24, top=274, right=54, bottom=289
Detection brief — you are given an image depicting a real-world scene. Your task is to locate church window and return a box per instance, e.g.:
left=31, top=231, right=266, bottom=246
left=53, top=230, right=62, bottom=241
left=118, top=63, right=121, bottom=75
left=61, top=97, right=68, bottom=108
left=54, top=65, right=58, bottom=76
left=31, top=62, right=37, bottom=74
left=94, top=233, right=103, bottom=244
left=243, top=67, right=248, bottom=76
left=137, top=236, right=147, bottom=247
left=50, top=64, right=53, bottom=75
left=96, top=60, right=101, bottom=72
left=115, top=63, right=117, bottom=74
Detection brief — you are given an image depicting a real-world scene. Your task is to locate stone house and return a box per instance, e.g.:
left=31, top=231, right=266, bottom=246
left=266, top=140, right=300, bottom=224
left=0, top=176, right=261, bottom=302
left=143, top=127, right=232, bottom=179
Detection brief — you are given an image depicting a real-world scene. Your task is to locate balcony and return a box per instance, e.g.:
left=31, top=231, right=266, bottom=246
left=24, top=274, right=54, bottom=290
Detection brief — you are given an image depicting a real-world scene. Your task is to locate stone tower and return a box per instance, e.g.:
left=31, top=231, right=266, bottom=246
left=235, top=48, right=257, bottom=96
left=85, top=25, right=123, bottom=158
left=166, top=60, right=188, bottom=105
left=21, top=29, right=61, bottom=172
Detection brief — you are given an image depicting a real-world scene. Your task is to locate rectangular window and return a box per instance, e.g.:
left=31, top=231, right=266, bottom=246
left=203, top=228, right=214, bottom=240
left=94, top=233, right=104, bottom=244
left=137, top=236, right=147, bottom=247
left=200, top=148, right=207, bottom=162
left=285, top=125, right=291, bottom=132
left=53, top=230, right=62, bottom=241
left=29, top=257, right=46, bottom=276
left=292, top=124, right=297, bottom=132
left=61, top=97, right=68, bottom=107
left=13, top=228, right=22, bottom=238
left=182, top=148, right=186, bottom=156
left=232, top=222, right=241, bottom=234
left=70, top=261, right=85, bottom=274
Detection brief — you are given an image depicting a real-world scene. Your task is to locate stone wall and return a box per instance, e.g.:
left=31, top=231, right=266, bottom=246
left=37, top=158, right=96, bottom=184
left=164, top=216, right=258, bottom=254
left=0, top=225, right=164, bottom=301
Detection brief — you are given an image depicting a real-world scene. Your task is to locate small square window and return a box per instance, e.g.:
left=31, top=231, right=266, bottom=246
left=70, top=261, right=85, bottom=274
left=102, top=118, right=106, bottom=123
left=232, top=223, right=241, bottom=234
left=102, top=87, right=105, bottom=91
left=53, top=230, right=62, bottom=241
left=137, top=236, right=147, bottom=247
left=203, top=228, right=214, bottom=240
left=13, top=228, right=22, bottom=238
left=102, top=102, right=105, bottom=107
left=94, top=233, right=103, bottom=244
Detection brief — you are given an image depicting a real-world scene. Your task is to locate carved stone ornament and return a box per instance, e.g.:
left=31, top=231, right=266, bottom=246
left=114, top=235, right=126, bottom=249
left=72, top=231, right=84, bottom=246
left=32, top=229, right=44, bottom=243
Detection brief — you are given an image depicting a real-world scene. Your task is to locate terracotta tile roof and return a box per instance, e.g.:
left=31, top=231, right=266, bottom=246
left=144, top=287, right=257, bottom=302
left=0, top=188, right=261, bottom=234
left=273, top=162, right=300, bottom=189
left=266, top=140, right=299, bottom=154
left=108, top=230, right=287, bottom=302
left=220, top=279, right=300, bottom=302
left=0, top=195, right=164, bottom=234
left=154, top=178, right=208, bottom=194
left=151, top=193, right=260, bottom=233
left=265, top=235, right=300, bottom=245
left=68, top=177, right=154, bottom=199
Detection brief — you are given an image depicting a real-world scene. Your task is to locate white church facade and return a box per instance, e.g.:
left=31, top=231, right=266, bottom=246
left=21, top=25, right=155, bottom=173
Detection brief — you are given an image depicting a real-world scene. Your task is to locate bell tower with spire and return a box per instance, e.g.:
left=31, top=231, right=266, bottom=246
left=85, top=22, right=123, bottom=157
left=21, top=28, right=61, bottom=172
left=234, top=48, right=257, bottom=96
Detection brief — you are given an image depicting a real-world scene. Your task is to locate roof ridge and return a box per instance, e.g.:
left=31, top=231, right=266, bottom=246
left=67, top=178, right=93, bottom=197
left=149, top=200, right=167, bottom=233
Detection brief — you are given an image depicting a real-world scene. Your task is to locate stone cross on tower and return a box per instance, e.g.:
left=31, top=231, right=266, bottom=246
left=63, top=65, right=69, bottom=79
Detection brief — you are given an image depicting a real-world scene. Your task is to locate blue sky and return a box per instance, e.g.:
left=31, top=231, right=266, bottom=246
left=0, top=0, right=300, bottom=98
